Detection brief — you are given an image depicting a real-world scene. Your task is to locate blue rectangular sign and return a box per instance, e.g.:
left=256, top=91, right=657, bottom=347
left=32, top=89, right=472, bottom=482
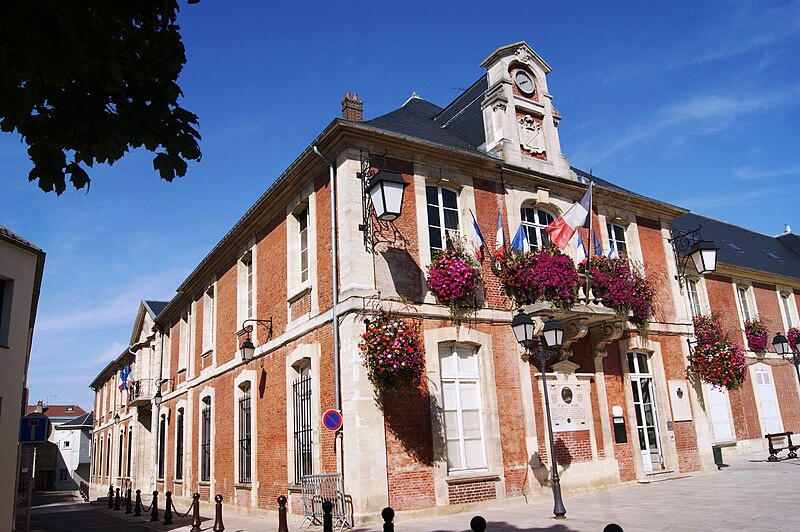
left=19, top=415, right=49, bottom=443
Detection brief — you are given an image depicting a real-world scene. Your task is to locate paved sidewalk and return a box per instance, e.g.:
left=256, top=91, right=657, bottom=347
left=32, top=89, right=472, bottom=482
left=15, top=452, right=800, bottom=531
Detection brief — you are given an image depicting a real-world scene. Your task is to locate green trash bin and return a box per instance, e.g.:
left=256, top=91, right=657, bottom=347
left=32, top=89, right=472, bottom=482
left=712, top=445, right=724, bottom=469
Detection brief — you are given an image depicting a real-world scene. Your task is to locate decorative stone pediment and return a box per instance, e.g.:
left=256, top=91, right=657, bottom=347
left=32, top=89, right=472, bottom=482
left=551, top=359, right=580, bottom=374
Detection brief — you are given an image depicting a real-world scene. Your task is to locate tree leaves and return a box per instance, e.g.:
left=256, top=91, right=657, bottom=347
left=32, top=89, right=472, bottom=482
left=0, top=0, right=202, bottom=194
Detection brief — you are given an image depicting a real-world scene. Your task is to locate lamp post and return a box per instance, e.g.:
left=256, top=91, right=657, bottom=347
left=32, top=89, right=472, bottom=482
left=772, top=332, right=800, bottom=385
left=511, top=310, right=566, bottom=519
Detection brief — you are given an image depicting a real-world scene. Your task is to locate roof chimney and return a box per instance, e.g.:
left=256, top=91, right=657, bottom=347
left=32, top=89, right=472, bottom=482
left=785, top=224, right=792, bottom=234
left=34, top=400, right=44, bottom=414
left=341, top=92, right=363, bottom=122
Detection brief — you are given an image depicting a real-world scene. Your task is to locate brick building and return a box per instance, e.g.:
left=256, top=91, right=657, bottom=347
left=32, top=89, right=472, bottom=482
left=88, top=42, right=800, bottom=522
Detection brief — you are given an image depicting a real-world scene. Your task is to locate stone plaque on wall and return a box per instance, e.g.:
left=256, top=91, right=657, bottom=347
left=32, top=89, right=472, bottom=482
left=547, top=382, right=591, bottom=432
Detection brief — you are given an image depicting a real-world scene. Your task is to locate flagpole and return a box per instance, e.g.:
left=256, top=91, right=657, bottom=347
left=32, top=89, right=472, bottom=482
left=586, top=181, right=593, bottom=303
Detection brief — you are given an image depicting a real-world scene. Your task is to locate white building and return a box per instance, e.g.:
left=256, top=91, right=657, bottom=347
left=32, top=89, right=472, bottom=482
left=0, top=225, right=45, bottom=530
left=53, top=413, right=93, bottom=490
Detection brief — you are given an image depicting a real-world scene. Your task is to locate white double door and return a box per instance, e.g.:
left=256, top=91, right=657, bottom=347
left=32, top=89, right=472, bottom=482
left=704, top=384, right=735, bottom=443
left=755, top=369, right=782, bottom=435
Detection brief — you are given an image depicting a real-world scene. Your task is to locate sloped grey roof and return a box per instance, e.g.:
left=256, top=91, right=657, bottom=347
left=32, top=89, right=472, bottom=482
left=143, top=300, right=169, bottom=319
left=56, top=412, right=93, bottom=429
left=672, top=213, right=800, bottom=281
left=363, top=97, right=486, bottom=154
left=434, top=75, right=488, bottom=149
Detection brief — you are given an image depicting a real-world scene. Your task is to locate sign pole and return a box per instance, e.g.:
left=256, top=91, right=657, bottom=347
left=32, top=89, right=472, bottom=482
left=26, top=444, right=35, bottom=532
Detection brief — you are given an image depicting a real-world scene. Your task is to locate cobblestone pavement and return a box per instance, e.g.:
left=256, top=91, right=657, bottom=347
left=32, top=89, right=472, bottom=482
left=15, top=452, right=800, bottom=531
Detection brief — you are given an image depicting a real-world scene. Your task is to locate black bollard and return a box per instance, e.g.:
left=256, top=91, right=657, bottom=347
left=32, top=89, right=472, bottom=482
left=114, top=487, right=121, bottom=511
left=381, top=506, right=395, bottom=532
left=190, top=493, right=202, bottom=532
left=125, top=488, right=132, bottom=514
left=150, top=491, right=159, bottom=522
left=470, top=516, right=487, bottom=532
left=134, top=489, right=142, bottom=517
left=107, top=485, right=114, bottom=508
left=163, top=491, right=173, bottom=525
left=322, top=500, right=333, bottom=532
left=277, top=495, right=289, bottom=532
left=212, top=494, right=225, bottom=532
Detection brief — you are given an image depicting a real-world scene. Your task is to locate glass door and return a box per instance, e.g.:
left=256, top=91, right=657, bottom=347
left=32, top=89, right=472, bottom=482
left=628, top=352, right=664, bottom=472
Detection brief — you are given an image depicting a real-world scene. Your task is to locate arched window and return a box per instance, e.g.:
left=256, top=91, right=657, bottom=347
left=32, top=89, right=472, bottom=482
left=520, top=206, right=555, bottom=250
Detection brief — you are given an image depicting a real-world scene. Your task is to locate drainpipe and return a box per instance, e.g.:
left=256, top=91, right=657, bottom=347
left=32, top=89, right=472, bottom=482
left=312, top=146, right=343, bottom=474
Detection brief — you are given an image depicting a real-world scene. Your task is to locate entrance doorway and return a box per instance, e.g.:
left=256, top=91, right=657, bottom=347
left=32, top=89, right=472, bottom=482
left=628, top=352, right=664, bottom=472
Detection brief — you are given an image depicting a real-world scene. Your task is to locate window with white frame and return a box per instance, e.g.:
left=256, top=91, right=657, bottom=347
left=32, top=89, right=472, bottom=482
left=736, top=285, right=752, bottom=323
left=202, top=284, right=215, bottom=353
left=780, top=293, right=796, bottom=329
left=606, top=222, right=628, bottom=257
left=687, top=279, right=702, bottom=317
left=157, top=413, right=166, bottom=479
left=238, top=250, right=255, bottom=324
left=298, top=206, right=309, bottom=283
left=292, top=362, right=313, bottom=483
left=238, top=383, right=252, bottom=484
left=175, top=408, right=184, bottom=480
left=178, top=308, right=191, bottom=371
left=426, top=185, right=460, bottom=252
left=521, top=206, right=555, bottom=250
left=439, top=344, right=486, bottom=472
left=201, top=397, right=211, bottom=482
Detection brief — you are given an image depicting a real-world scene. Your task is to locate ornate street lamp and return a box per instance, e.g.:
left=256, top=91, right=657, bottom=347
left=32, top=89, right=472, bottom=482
left=113, top=412, right=120, bottom=425
left=511, top=310, right=567, bottom=519
left=366, top=170, right=408, bottom=222
left=238, top=318, right=273, bottom=363
left=773, top=332, right=800, bottom=384
left=152, top=378, right=175, bottom=408
left=669, top=225, right=719, bottom=291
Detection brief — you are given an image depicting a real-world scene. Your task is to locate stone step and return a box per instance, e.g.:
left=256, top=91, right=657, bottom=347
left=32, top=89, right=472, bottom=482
left=637, top=470, right=691, bottom=484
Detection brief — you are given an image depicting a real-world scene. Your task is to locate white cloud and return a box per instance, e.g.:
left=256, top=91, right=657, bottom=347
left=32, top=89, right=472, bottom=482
left=734, top=165, right=800, bottom=180
left=677, top=187, right=786, bottom=210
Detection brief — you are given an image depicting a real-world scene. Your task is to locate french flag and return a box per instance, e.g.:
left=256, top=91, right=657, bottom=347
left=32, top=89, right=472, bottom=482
left=494, top=212, right=505, bottom=260
left=469, top=210, right=485, bottom=259
left=545, top=183, right=593, bottom=250
left=576, top=232, right=587, bottom=263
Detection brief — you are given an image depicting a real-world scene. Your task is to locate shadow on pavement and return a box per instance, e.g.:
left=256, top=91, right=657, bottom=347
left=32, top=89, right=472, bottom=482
left=424, top=523, right=577, bottom=532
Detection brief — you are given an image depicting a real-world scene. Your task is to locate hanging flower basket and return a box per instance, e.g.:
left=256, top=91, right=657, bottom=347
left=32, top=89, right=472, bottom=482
left=359, top=312, right=425, bottom=391
left=687, top=315, right=747, bottom=390
left=500, top=247, right=578, bottom=310
left=744, top=319, right=769, bottom=353
left=426, top=246, right=482, bottom=323
left=583, top=256, right=655, bottom=336
left=788, top=327, right=800, bottom=350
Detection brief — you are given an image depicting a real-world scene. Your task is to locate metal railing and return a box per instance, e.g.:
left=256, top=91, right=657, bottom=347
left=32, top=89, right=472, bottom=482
left=128, top=378, right=155, bottom=404
left=300, top=473, right=350, bottom=531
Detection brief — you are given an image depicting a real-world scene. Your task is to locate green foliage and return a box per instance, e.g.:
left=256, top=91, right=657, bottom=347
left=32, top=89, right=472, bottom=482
left=0, top=0, right=202, bottom=194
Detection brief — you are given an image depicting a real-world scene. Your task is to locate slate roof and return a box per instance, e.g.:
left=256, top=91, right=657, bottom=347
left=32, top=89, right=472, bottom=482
left=56, top=412, right=93, bottom=429
left=143, top=300, right=169, bottom=319
left=434, top=75, right=488, bottom=149
left=672, top=213, right=800, bottom=281
left=363, top=96, right=488, bottom=155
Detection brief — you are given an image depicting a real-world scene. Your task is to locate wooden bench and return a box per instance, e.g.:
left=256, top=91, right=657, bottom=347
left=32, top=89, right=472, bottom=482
left=765, top=431, right=798, bottom=462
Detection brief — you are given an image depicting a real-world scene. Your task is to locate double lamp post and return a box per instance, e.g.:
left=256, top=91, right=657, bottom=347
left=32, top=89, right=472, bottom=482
left=771, top=332, right=800, bottom=384
left=511, top=310, right=567, bottom=519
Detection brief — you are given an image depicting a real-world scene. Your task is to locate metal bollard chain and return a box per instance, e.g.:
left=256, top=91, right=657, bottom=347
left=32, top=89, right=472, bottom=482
left=190, top=493, right=202, bottom=532
left=125, top=488, right=132, bottom=514
left=150, top=491, right=159, bottom=522
left=381, top=506, right=395, bottom=532
left=322, top=500, right=333, bottom=532
left=277, top=495, right=289, bottom=532
left=134, top=489, right=142, bottom=516
left=470, top=516, right=487, bottom=532
left=163, top=491, right=173, bottom=525
left=107, top=485, right=114, bottom=509
left=114, top=487, right=121, bottom=511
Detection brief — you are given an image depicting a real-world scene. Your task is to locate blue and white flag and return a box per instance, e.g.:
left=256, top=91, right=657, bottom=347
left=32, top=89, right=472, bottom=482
left=576, top=232, right=587, bottom=263
left=593, top=230, right=603, bottom=256
left=608, top=239, right=619, bottom=259
left=469, top=210, right=485, bottom=259
left=511, top=223, right=529, bottom=252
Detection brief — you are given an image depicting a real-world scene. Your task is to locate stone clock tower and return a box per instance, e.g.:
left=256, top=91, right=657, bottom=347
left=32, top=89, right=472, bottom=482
left=480, top=41, right=573, bottom=180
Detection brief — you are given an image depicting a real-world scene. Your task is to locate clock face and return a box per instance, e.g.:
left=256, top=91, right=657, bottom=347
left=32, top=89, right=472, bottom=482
left=514, top=70, right=535, bottom=95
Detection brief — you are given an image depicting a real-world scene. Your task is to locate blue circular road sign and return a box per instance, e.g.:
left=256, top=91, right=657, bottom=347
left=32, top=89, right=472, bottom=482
left=322, top=409, right=343, bottom=432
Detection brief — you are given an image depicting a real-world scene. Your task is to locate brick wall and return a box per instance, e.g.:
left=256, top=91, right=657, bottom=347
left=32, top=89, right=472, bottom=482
left=727, top=371, right=761, bottom=440
left=636, top=216, right=676, bottom=323
left=769, top=360, right=800, bottom=433
left=538, top=430, right=593, bottom=465
left=473, top=177, right=511, bottom=309
left=752, top=282, right=781, bottom=334
left=602, top=343, right=636, bottom=481
left=447, top=479, right=497, bottom=505
left=705, top=274, right=746, bottom=345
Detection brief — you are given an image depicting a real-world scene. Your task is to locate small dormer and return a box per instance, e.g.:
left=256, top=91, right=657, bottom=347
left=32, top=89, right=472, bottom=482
left=480, top=41, right=572, bottom=180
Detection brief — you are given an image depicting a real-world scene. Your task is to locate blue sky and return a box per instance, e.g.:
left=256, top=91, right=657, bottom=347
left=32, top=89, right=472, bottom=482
left=2, top=0, right=799, bottom=410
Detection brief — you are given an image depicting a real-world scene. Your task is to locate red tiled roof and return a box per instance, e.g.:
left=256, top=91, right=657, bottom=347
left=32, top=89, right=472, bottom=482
left=26, top=404, right=87, bottom=418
